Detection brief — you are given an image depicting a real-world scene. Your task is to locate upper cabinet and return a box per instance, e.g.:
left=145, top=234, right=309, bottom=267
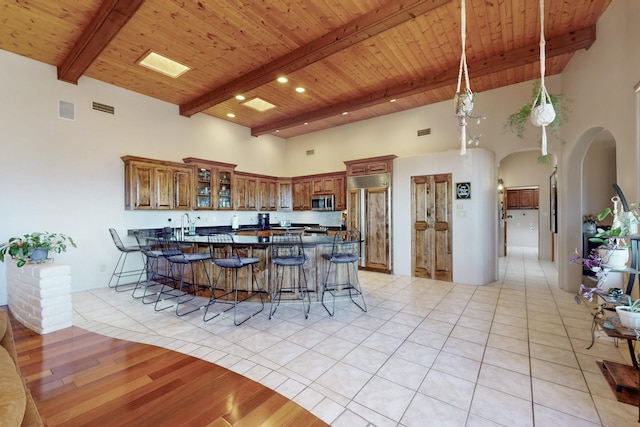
left=183, top=158, right=236, bottom=210
left=292, top=177, right=311, bottom=211
left=344, top=155, right=396, bottom=176
left=277, top=179, right=293, bottom=211
left=235, top=172, right=258, bottom=211
left=506, top=188, right=539, bottom=210
left=122, top=155, right=346, bottom=212
left=258, top=177, right=278, bottom=211
left=122, top=156, right=194, bottom=210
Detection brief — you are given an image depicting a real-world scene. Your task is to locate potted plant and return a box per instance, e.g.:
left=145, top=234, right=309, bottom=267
left=615, top=295, right=640, bottom=330
left=503, top=80, right=571, bottom=160
left=0, top=232, right=77, bottom=267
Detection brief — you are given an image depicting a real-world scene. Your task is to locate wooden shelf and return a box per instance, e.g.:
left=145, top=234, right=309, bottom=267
left=599, top=360, right=639, bottom=406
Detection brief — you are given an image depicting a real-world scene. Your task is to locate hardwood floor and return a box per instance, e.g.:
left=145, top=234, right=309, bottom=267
left=8, top=310, right=328, bottom=427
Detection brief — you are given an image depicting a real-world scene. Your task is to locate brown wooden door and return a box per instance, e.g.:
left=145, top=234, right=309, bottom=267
left=364, top=187, right=389, bottom=271
left=412, top=174, right=452, bottom=281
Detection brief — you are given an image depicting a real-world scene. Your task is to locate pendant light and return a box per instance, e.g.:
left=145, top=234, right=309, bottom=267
left=530, top=0, right=556, bottom=156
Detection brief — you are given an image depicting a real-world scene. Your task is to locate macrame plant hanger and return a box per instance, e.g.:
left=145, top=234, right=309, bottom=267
left=530, top=0, right=556, bottom=156
left=454, top=0, right=473, bottom=156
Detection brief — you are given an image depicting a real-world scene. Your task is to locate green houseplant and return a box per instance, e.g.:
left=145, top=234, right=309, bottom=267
left=504, top=80, right=571, bottom=160
left=0, top=232, right=77, bottom=267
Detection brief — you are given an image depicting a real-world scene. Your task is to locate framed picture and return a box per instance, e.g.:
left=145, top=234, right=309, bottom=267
left=456, top=182, right=471, bottom=199
left=549, top=169, right=557, bottom=233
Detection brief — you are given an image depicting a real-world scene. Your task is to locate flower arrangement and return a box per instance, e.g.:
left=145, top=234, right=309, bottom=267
left=0, top=232, right=76, bottom=267
left=583, top=214, right=598, bottom=225
left=571, top=249, right=612, bottom=301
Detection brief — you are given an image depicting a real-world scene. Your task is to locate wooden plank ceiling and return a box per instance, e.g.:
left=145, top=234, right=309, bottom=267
left=0, top=0, right=611, bottom=139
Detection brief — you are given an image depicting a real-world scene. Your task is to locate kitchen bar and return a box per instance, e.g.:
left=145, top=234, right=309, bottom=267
left=131, top=228, right=361, bottom=309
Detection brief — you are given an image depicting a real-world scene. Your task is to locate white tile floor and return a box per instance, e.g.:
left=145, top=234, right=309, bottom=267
left=72, top=247, right=640, bottom=426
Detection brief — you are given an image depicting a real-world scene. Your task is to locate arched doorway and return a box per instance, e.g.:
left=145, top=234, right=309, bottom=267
left=497, top=150, right=556, bottom=261
left=559, top=127, right=617, bottom=292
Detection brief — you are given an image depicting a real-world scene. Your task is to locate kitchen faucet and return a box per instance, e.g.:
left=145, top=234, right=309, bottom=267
left=180, top=212, right=191, bottom=237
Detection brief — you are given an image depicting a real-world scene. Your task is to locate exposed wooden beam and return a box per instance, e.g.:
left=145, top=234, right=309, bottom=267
left=251, top=25, right=596, bottom=137
left=57, top=0, right=145, bottom=84
left=179, top=0, right=452, bottom=117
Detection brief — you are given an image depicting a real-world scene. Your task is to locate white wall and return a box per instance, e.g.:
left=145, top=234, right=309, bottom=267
left=559, top=0, right=640, bottom=292
left=506, top=210, right=539, bottom=248
left=393, top=149, right=497, bottom=285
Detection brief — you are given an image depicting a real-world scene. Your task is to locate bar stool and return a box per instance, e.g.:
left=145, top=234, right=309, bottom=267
left=321, top=230, right=367, bottom=316
left=204, top=233, right=265, bottom=325
left=132, top=232, right=170, bottom=303
left=269, top=233, right=310, bottom=319
left=108, top=228, right=145, bottom=292
left=154, top=235, right=212, bottom=316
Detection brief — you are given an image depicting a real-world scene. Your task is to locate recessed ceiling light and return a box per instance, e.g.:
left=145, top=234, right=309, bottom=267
left=227, top=113, right=236, bottom=118
left=342, top=112, right=348, bottom=115
left=295, top=87, right=305, bottom=93
left=235, top=95, right=246, bottom=101
left=277, top=77, right=288, bottom=83
left=242, top=97, right=276, bottom=112
left=304, top=122, right=308, bottom=125
left=138, top=51, right=190, bottom=78
left=390, top=99, right=397, bottom=103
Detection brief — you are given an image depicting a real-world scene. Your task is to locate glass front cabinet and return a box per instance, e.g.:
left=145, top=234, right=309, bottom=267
left=183, top=158, right=237, bottom=210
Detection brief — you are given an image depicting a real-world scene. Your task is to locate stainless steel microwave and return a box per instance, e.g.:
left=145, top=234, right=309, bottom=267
left=311, top=194, right=334, bottom=211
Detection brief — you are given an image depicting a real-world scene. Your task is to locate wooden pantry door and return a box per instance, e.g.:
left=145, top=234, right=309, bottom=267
left=412, top=174, right=452, bottom=281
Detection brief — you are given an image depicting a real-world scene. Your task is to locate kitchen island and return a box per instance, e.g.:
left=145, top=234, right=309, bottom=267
left=132, top=230, right=355, bottom=303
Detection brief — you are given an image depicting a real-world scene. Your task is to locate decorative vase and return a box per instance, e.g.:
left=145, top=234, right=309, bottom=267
left=615, top=306, right=640, bottom=330
left=583, top=222, right=597, bottom=234
left=597, top=247, right=629, bottom=269
left=30, top=248, right=49, bottom=263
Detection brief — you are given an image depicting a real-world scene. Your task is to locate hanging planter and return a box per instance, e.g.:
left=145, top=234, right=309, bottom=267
left=503, top=0, right=571, bottom=160
left=504, top=80, right=570, bottom=159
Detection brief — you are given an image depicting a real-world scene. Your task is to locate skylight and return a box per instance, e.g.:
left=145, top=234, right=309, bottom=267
left=138, top=52, right=190, bottom=78
left=242, top=97, right=276, bottom=112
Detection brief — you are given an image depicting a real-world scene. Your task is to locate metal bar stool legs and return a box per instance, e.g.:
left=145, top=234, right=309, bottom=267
left=269, top=234, right=310, bottom=319
left=153, top=237, right=212, bottom=316
left=321, top=230, right=367, bottom=316
left=204, top=234, right=265, bottom=326
left=108, top=228, right=145, bottom=292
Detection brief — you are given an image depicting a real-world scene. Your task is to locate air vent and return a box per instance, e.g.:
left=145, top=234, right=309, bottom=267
left=306, top=149, right=315, bottom=156
left=92, top=102, right=115, bottom=114
left=58, top=100, right=75, bottom=120
left=417, top=128, right=431, bottom=137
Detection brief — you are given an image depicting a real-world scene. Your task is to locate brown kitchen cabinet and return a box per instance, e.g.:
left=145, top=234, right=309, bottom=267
left=312, top=176, right=335, bottom=195
left=344, top=155, right=395, bottom=176
left=292, top=178, right=311, bottom=210
left=277, top=179, right=293, bottom=211
left=334, top=173, right=346, bottom=211
left=506, top=188, right=539, bottom=209
left=235, top=173, right=258, bottom=210
left=183, top=158, right=237, bottom=210
left=122, top=156, right=194, bottom=210
left=258, top=176, right=278, bottom=211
